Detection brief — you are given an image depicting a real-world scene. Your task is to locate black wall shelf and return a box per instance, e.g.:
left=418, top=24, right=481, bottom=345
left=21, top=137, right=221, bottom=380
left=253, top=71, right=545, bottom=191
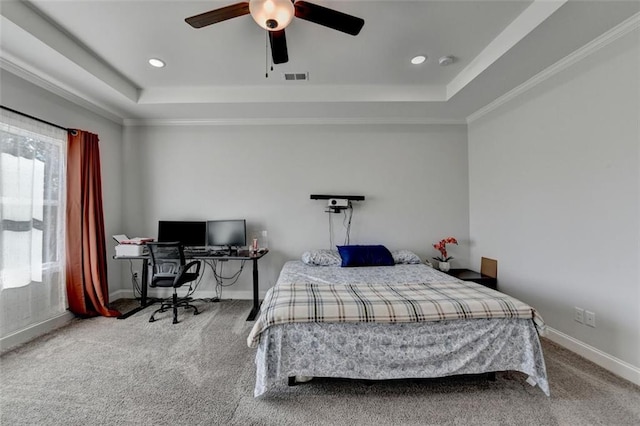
left=310, top=194, right=365, bottom=201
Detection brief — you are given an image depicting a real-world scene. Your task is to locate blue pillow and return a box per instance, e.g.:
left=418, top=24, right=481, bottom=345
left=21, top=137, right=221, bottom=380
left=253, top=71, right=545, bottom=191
left=337, top=245, right=395, bottom=267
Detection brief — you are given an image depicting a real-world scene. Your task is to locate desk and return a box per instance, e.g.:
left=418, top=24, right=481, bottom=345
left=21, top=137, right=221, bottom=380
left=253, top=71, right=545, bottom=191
left=441, top=268, right=497, bottom=290
left=114, top=249, right=268, bottom=321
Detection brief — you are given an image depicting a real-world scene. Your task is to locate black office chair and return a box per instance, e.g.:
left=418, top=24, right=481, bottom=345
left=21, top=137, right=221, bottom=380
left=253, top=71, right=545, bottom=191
left=146, top=242, right=202, bottom=324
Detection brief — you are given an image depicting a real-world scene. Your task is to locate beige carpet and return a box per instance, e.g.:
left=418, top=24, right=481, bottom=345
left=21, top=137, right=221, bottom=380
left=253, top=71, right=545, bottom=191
left=1, top=299, right=639, bottom=425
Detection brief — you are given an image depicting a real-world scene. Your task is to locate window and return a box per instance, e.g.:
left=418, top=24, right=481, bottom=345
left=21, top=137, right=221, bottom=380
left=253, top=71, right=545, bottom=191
left=0, top=109, right=67, bottom=338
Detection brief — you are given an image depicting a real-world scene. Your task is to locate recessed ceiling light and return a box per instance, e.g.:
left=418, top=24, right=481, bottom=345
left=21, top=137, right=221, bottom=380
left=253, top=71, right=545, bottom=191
left=411, top=55, right=427, bottom=65
left=148, top=58, right=166, bottom=68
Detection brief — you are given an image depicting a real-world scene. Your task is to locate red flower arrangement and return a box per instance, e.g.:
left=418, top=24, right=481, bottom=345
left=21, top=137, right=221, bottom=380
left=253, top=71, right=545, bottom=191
left=433, top=237, right=458, bottom=262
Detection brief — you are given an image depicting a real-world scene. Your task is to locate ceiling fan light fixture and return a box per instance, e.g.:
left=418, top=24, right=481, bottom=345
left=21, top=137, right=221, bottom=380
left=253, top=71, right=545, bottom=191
left=249, top=0, right=294, bottom=31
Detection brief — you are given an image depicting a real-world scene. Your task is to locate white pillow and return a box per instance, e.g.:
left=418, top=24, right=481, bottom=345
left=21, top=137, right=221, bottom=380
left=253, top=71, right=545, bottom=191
left=301, top=249, right=342, bottom=266
left=391, top=250, right=422, bottom=264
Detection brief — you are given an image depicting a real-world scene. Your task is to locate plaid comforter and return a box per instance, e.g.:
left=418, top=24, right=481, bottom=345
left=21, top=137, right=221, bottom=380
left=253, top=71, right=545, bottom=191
left=247, top=280, right=544, bottom=348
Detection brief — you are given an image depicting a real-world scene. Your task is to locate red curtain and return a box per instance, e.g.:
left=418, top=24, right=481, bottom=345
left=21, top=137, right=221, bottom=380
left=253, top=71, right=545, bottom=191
left=66, top=130, right=120, bottom=317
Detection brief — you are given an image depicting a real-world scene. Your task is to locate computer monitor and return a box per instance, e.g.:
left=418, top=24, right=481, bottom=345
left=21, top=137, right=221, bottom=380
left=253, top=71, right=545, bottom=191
left=157, top=221, right=207, bottom=247
left=207, top=220, right=246, bottom=251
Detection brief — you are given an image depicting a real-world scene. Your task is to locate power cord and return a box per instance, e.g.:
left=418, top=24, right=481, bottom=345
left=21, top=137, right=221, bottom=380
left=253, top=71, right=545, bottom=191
left=129, top=260, right=142, bottom=300
left=141, top=258, right=246, bottom=304
left=199, top=259, right=246, bottom=302
left=328, top=211, right=334, bottom=249
left=343, top=204, right=353, bottom=245
left=326, top=203, right=353, bottom=248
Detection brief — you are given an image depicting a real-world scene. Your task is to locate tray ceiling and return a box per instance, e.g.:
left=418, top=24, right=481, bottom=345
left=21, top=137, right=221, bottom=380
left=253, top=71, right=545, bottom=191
left=1, top=1, right=638, bottom=123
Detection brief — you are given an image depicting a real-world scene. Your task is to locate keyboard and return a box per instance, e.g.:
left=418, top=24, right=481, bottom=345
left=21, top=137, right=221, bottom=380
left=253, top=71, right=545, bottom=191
left=184, top=249, right=210, bottom=257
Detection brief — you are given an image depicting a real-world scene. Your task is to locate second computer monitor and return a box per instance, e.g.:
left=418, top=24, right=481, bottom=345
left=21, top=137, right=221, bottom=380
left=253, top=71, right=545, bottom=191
left=207, top=219, right=246, bottom=249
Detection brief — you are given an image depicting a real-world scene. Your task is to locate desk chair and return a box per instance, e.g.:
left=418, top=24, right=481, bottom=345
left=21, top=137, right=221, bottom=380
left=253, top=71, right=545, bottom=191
left=481, top=257, right=498, bottom=279
left=147, top=242, right=202, bottom=324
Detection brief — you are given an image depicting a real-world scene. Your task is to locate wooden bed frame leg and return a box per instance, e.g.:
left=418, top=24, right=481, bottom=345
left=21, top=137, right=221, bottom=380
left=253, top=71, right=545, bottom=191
left=487, top=372, right=496, bottom=381
left=288, top=376, right=297, bottom=386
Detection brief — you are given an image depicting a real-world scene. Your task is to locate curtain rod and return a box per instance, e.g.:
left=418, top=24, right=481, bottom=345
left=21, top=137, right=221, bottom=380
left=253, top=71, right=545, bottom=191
left=1, top=105, right=78, bottom=135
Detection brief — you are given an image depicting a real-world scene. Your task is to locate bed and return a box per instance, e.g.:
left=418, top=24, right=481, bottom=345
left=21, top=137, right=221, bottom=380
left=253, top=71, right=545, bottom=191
left=247, top=258, right=549, bottom=397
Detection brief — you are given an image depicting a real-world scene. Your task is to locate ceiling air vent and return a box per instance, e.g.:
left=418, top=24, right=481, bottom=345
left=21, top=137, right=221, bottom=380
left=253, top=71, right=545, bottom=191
left=282, top=72, right=309, bottom=81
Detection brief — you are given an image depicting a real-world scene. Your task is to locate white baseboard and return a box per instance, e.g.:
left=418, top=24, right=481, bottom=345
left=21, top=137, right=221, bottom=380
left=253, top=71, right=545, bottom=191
left=545, top=326, right=640, bottom=386
left=0, top=311, right=75, bottom=353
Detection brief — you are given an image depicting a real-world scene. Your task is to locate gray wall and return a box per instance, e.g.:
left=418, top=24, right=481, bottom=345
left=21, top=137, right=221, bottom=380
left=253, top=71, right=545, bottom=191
left=467, top=30, right=639, bottom=368
left=121, top=123, right=470, bottom=298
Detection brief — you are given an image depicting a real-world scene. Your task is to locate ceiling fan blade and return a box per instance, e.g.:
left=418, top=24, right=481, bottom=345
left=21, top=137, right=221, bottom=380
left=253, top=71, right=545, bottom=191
left=294, top=1, right=364, bottom=36
left=185, top=2, right=250, bottom=28
left=269, top=29, right=289, bottom=64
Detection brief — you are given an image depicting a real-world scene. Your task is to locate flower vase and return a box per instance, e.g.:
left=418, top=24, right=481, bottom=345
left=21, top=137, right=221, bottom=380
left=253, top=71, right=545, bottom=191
left=439, top=261, right=451, bottom=272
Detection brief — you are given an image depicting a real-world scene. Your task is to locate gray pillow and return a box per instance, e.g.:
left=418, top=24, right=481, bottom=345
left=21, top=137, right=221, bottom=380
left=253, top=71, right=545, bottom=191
left=391, top=250, right=422, bottom=264
left=301, top=249, right=342, bottom=266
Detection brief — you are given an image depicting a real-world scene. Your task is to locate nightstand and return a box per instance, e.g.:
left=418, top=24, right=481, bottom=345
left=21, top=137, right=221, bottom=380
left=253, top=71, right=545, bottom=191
left=442, top=268, right=497, bottom=290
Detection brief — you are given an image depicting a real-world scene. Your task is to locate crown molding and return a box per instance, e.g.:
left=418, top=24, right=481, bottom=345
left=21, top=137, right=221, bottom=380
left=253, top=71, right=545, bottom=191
left=448, top=0, right=566, bottom=100
left=123, top=117, right=467, bottom=127
left=1, top=0, right=138, bottom=102
left=467, top=12, right=640, bottom=124
left=0, top=55, right=124, bottom=126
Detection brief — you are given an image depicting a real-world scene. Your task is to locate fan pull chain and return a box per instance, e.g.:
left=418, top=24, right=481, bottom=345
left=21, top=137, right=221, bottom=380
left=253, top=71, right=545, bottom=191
left=265, top=31, right=268, bottom=78
left=264, top=31, right=275, bottom=78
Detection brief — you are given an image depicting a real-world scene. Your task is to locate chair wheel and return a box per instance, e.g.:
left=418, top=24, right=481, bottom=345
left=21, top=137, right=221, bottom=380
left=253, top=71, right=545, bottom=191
left=172, top=319, right=179, bottom=324
left=194, top=311, right=200, bottom=315
left=149, top=318, right=155, bottom=322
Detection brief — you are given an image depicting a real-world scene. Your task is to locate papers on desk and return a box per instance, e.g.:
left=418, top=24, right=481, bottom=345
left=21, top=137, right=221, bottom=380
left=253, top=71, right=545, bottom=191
left=113, top=234, right=154, bottom=245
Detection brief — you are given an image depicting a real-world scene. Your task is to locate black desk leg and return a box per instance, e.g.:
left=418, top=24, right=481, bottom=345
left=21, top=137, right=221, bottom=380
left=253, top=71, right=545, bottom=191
left=118, top=258, right=155, bottom=320
left=246, top=258, right=260, bottom=321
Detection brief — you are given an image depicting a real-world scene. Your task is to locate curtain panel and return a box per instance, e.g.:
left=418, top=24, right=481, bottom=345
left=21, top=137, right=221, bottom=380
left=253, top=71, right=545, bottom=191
left=66, top=130, right=119, bottom=317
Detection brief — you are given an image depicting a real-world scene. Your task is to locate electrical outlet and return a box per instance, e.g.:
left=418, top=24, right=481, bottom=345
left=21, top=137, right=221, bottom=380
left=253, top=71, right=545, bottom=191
left=585, top=310, right=596, bottom=327
left=574, top=307, right=584, bottom=323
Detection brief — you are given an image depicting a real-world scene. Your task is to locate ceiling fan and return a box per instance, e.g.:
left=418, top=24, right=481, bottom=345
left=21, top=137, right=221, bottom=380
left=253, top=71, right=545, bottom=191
left=185, top=0, right=365, bottom=65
